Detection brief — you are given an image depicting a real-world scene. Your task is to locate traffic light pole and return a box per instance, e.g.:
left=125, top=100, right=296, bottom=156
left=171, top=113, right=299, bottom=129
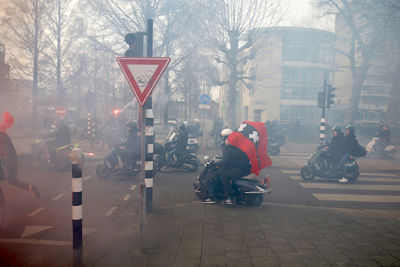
left=320, top=79, right=327, bottom=145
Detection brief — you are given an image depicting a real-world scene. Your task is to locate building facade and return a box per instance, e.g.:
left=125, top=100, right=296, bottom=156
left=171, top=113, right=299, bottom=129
left=239, top=27, right=336, bottom=125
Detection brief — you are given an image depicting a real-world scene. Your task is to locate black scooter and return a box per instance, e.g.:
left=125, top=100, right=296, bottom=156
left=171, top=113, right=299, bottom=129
left=96, top=146, right=141, bottom=179
left=154, top=142, right=200, bottom=172
left=193, top=156, right=271, bottom=206
left=300, top=146, right=360, bottom=183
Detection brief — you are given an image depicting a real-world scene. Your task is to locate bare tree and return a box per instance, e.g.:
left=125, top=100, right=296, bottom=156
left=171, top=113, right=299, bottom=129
left=367, top=0, right=400, bottom=126
left=315, top=0, right=382, bottom=124
left=45, top=0, right=82, bottom=105
left=0, top=0, right=49, bottom=122
left=207, top=0, right=282, bottom=127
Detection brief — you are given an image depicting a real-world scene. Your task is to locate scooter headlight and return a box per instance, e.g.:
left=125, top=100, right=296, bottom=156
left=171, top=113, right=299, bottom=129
left=203, top=156, right=210, bottom=164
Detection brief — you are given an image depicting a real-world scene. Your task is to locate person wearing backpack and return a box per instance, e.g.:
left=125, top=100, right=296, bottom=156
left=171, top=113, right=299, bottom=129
left=338, top=125, right=361, bottom=183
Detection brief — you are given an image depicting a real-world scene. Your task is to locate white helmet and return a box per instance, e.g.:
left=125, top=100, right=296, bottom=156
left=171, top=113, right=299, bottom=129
left=220, top=128, right=233, bottom=140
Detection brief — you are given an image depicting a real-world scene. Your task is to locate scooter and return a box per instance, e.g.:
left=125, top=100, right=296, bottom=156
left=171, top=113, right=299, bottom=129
left=96, top=146, right=141, bottom=179
left=19, top=139, right=81, bottom=172
left=366, top=137, right=396, bottom=159
left=193, top=156, right=271, bottom=206
left=154, top=142, right=200, bottom=172
left=300, top=146, right=360, bottom=183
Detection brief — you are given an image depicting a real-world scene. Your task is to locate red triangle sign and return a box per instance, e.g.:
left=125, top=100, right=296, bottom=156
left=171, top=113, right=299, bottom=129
left=117, top=57, right=170, bottom=106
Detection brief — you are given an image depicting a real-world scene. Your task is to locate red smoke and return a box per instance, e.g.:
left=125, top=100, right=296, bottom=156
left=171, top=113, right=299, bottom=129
left=0, top=111, right=15, bottom=133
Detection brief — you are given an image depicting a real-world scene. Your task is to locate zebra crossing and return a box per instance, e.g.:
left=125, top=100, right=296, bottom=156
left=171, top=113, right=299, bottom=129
left=280, top=153, right=400, bottom=204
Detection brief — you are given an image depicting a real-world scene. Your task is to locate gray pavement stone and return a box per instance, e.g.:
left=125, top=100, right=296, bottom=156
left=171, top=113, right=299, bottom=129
left=251, top=256, right=280, bottom=267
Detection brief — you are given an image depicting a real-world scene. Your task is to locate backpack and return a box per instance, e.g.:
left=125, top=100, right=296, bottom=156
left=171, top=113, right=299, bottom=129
left=353, top=143, right=367, bottom=157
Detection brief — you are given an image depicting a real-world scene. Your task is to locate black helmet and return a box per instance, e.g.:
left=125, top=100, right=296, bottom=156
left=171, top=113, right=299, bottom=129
left=178, top=123, right=186, bottom=131
left=125, top=33, right=136, bottom=45
left=332, top=125, right=342, bottom=134
left=345, top=124, right=355, bottom=135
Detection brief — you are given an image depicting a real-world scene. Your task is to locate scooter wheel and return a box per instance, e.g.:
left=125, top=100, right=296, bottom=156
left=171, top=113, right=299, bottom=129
left=96, top=164, right=110, bottom=179
left=184, top=159, right=199, bottom=172
left=301, top=166, right=315, bottom=181
left=247, top=195, right=263, bottom=207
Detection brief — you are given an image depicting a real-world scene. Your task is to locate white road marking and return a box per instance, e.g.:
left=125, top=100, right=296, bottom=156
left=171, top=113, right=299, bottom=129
left=0, top=238, right=71, bottom=246
left=52, top=193, right=64, bottom=201
left=130, top=185, right=137, bottom=191
left=300, top=183, right=400, bottom=191
left=123, top=194, right=131, bottom=201
left=282, top=170, right=300, bottom=174
left=313, top=193, right=400, bottom=203
left=293, top=159, right=307, bottom=167
left=28, top=208, right=45, bottom=217
left=21, top=226, right=53, bottom=238
left=84, top=176, right=91, bottom=181
left=359, top=177, right=400, bottom=183
left=360, top=172, right=399, bottom=178
left=289, top=175, right=302, bottom=181
left=105, top=207, right=117, bottom=216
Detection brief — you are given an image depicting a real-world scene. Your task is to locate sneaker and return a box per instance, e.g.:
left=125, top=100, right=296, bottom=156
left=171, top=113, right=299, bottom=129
left=222, top=197, right=233, bottom=205
left=29, top=184, right=40, bottom=198
left=202, top=198, right=216, bottom=204
left=339, top=177, right=349, bottom=183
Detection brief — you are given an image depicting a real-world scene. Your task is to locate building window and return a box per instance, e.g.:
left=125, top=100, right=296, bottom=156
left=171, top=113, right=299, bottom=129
left=254, top=109, right=262, bottom=122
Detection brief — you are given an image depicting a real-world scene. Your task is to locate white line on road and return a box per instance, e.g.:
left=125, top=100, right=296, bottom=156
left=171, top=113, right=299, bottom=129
left=0, top=238, right=71, bottom=246
left=28, top=208, right=45, bottom=217
left=360, top=172, right=399, bottom=178
left=300, top=183, right=400, bottom=191
left=282, top=170, right=300, bottom=174
left=130, top=185, right=137, bottom=191
left=289, top=176, right=302, bottom=181
left=83, top=176, right=92, bottom=181
left=123, top=194, right=130, bottom=201
left=292, top=159, right=307, bottom=167
left=313, top=193, right=400, bottom=203
left=105, top=207, right=117, bottom=216
left=52, top=193, right=64, bottom=201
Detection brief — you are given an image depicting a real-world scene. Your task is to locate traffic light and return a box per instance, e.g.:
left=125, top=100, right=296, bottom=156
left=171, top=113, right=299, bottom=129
left=318, top=91, right=325, bottom=109
left=326, top=85, right=335, bottom=108
left=124, top=33, right=144, bottom=57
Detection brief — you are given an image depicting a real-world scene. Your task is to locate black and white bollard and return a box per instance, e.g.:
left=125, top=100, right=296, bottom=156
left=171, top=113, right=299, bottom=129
left=70, top=148, right=83, bottom=266
left=144, top=104, right=154, bottom=212
left=320, top=118, right=326, bottom=145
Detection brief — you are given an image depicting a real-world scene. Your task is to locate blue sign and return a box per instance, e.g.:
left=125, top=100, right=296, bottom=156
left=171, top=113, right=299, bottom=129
left=200, top=94, right=210, bottom=105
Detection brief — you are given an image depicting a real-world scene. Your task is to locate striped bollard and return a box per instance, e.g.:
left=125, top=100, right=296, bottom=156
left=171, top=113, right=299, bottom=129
left=70, top=148, right=83, bottom=266
left=320, top=118, right=326, bottom=145
left=145, top=100, right=154, bottom=212
left=87, top=112, right=92, bottom=138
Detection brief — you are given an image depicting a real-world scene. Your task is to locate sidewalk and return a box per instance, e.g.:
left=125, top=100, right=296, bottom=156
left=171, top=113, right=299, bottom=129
left=83, top=168, right=400, bottom=267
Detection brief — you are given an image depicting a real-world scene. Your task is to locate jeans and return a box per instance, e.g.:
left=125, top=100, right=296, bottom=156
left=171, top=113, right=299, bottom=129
left=339, top=153, right=351, bottom=178
left=167, top=148, right=179, bottom=167
left=207, top=179, right=216, bottom=199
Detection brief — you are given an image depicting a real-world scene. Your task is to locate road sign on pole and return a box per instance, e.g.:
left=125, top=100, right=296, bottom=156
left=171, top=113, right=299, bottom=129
left=56, top=106, right=67, bottom=118
left=116, top=57, right=170, bottom=106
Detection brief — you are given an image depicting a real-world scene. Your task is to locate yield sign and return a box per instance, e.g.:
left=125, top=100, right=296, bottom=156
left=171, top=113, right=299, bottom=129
left=117, top=57, right=170, bottom=106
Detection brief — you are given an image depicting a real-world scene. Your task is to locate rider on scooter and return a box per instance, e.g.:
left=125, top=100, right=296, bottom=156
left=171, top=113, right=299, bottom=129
left=44, top=119, right=71, bottom=162
left=323, top=125, right=344, bottom=169
left=209, top=128, right=251, bottom=205
left=338, top=125, right=360, bottom=183
left=109, top=121, right=140, bottom=169
left=166, top=123, right=189, bottom=167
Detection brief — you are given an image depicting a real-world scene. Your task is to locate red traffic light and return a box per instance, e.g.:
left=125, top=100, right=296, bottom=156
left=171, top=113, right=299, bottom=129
left=113, top=108, right=122, bottom=116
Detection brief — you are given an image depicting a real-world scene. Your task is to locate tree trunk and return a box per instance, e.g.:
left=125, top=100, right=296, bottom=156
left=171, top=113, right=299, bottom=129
left=345, top=48, right=374, bottom=124
left=385, top=55, right=400, bottom=126
left=32, top=0, right=40, bottom=127
left=162, top=70, right=170, bottom=127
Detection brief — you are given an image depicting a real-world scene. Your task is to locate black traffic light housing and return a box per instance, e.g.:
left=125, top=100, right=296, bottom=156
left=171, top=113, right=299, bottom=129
left=124, top=32, right=144, bottom=57
left=326, top=85, right=335, bottom=108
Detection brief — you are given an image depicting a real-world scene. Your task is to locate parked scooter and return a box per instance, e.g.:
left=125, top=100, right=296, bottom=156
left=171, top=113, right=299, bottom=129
left=193, top=156, right=271, bottom=206
left=96, top=146, right=141, bottom=179
left=366, top=137, right=396, bottom=159
left=300, top=146, right=360, bottom=183
left=19, top=139, right=80, bottom=172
